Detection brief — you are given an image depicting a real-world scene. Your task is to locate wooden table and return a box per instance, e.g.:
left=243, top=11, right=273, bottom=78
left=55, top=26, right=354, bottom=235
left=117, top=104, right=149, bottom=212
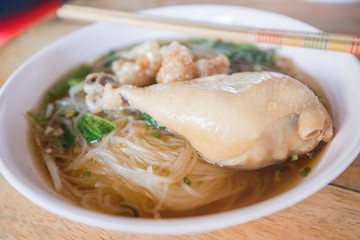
left=1, top=0, right=359, bottom=239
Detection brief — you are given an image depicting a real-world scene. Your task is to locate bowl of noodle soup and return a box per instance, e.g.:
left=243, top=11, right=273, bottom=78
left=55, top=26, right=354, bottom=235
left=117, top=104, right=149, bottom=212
left=0, top=5, right=360, bottom=234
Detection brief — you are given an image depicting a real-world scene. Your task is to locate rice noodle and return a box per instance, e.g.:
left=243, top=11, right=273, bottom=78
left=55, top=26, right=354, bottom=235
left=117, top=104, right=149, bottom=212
left=42, top=153, right=62, bottom=192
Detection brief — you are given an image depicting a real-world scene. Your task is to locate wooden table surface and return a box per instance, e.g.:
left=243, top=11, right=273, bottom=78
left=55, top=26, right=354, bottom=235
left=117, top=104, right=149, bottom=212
left=1, top=0, right=360, bottom=239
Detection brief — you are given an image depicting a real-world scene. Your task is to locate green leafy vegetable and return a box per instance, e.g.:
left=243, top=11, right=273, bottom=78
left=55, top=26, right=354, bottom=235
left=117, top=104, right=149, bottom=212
left=67, top=64, right=92, bottom=79
left=27, top=108, right=47, bottom=125
left=103, top=49, right=118, bottom=67
left=48, top=81, right=71, bottom=99
left=152, top=132, right=161, bottom=138
left=141, top=112, right=165, bottom=129
left=183, top=177, right=192, bottom=185
left=120, top=204, right=139, bottom=218
left=84, top=113, right=117, bottom=134
left=78, top=120, right=102, bottom=143
left=205, top=40, right=276, bottom=65
left=187, top=39, right=277, bottom=73
left=58, top=124, right=76, bottom=148
left=291, top=154, right=299, bottom=161
left=67, top=78, right=81, bottom=87
left=82, top=171, right=91, bottom=177
left=274, top=162, right=287, bottom=172
left=78, top=113, right=117, bottom=143
left=301, top=167, right=311, bottom=177
left=49, top=125, right=76, bottom=148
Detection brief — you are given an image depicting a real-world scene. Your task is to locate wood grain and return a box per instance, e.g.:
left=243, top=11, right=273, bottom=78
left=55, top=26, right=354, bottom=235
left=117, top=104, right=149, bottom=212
left=332, top=155, right=360, bottom=192
left=1, top=174, right=359, bottom=240
left=0, top=0, right=360, bottom=239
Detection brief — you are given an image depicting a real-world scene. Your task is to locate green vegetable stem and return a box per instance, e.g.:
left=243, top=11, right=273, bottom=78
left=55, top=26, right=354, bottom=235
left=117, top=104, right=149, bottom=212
left=301, top=167, right=312, bottom=177
left=120, top=204, right=139, bottom=218
left=274, top=162, right=287, bottom=172
left=141, top=112, right=165, bottom=129
left=48, top=64, right=91, bottom=99
left=102, top=49, right=118, bottom=67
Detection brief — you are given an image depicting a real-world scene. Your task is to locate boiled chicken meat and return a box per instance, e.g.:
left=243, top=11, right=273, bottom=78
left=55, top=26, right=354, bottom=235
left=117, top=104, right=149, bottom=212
left=118, top=72, right=333, bottom=169
left=86, top=71, right=333, bottom=169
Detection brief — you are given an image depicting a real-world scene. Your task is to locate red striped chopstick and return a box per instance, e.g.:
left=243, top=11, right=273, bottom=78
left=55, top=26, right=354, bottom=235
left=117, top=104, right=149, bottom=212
left=57, top=4, right=360, bottom=55
left=247, top=29, right=359, bottom=54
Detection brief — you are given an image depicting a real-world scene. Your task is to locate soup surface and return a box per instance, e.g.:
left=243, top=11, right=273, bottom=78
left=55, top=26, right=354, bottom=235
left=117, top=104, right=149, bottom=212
left=28, top=39, right=330, bottom=218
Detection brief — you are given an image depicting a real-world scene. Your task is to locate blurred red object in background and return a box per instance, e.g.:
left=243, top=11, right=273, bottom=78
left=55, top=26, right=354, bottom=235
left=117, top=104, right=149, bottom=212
left=0, top=0, right=63, bottom=47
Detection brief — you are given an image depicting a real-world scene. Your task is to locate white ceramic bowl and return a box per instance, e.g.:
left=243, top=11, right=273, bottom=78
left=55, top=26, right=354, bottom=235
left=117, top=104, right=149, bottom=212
left=0, top=5, right=360, bottom=235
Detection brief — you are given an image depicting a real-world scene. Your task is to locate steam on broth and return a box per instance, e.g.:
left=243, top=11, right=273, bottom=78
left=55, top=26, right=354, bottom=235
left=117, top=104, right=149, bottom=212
left=28, top=39, right=332, bottom=218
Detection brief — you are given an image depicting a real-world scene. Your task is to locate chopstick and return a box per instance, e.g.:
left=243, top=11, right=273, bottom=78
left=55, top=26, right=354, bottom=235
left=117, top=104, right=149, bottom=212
left=57, top=4, right=360, bottom=55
